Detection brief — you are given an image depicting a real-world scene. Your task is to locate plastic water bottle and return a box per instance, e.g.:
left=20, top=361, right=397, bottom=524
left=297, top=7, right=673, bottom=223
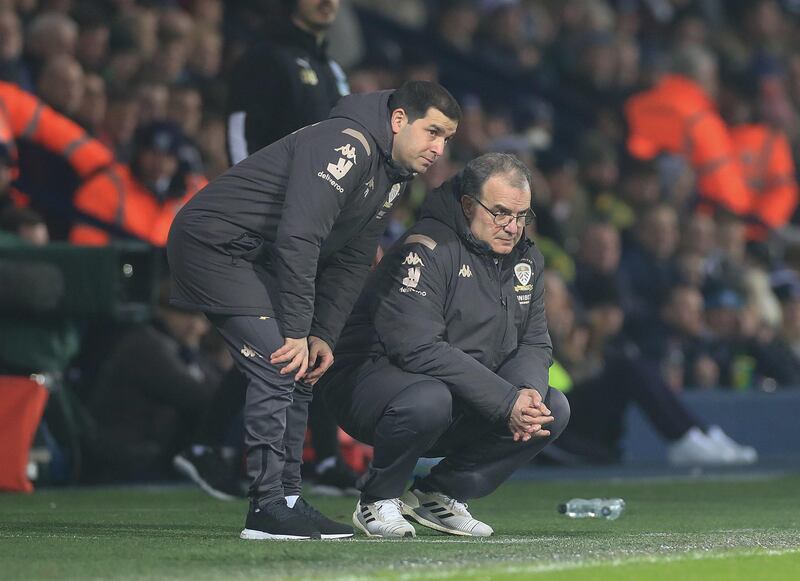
left=558, top=498, right=625, bottom=520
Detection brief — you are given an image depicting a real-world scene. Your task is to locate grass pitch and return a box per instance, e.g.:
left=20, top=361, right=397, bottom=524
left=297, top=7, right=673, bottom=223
left=1, top=474, right=798, bottom=580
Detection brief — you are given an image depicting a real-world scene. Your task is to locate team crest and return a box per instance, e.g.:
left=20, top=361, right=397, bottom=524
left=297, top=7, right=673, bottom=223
left=514, top=263, right=532, bottom=286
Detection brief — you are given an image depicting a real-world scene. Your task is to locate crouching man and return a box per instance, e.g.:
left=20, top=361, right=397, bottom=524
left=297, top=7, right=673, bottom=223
left=316, top=153, right=570, bottom=537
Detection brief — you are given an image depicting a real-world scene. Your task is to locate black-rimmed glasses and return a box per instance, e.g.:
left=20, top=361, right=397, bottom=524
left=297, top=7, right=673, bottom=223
left=470, top=196, right=535, bottom=227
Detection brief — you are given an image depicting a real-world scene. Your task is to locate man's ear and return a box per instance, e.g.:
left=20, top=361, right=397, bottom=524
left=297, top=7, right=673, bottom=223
left=460, top=195, right=472, bottom=219
left=390, top=108, right=407, bottom=135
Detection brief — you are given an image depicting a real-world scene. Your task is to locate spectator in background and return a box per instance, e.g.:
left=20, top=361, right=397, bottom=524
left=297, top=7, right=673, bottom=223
left=74, top=4, right=111, bottom=74
left=85, top=279, right=228, bottom=484
left=77, top=73, right=107, bottom=136
left=619, top=203, right=681, bottom=323
left=70, top=121, right=205, bottom=246
left=100, top=90, right=139, bottom=161
left=24, top=11, right=78, bottom=82
left=226, top=0, right=349, bottom=164
left=135, top=80, right=169, bottom=125
left=36, top=54, right=85, bottom=120
left=0, top=8, right=31, bottom=90
left=546, top=270, right=757, bottom=466
left=0, top=206, right=49, bottom=246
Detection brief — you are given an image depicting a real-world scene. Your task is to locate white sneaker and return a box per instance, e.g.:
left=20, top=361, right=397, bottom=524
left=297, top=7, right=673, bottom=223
left=668, top=426, right=734, bottom=466
left=400, top=489, right=493, bottom=537
left=353, top=499, right=416, bottom=538
left=706, top=425, right=758, bottom=465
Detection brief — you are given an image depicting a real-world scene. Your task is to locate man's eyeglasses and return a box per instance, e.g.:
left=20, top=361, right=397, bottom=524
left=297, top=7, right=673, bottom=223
left=469, top=196, right=535, bottom=228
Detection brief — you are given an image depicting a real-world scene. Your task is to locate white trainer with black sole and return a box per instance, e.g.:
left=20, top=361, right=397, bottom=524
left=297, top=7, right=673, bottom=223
left=400, top=489, right=493, bottom=537
left=352, top=499, right=416, bottom=538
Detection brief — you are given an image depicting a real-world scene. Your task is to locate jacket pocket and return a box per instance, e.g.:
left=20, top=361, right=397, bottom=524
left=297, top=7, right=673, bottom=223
left=225, top=232, right=264, bottom=264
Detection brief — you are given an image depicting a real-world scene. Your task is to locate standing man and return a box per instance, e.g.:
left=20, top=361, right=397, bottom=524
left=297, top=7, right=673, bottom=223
left=317, top=153, right=570, bottom=537
left=167, top=81, right=460, bottom=540
left=220, top=0, right=353, bottom=496
left=226, top=0, right=349, bottom=164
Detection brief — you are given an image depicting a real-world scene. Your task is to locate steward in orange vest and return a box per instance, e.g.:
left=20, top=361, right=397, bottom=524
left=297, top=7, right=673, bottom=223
left=0, top=81, right=113, bottom=213
left=625, top=74, right=752, bottom=216
left=731, top=124, right=798, bottom=240
left=70, top=122, right=206, bottom=247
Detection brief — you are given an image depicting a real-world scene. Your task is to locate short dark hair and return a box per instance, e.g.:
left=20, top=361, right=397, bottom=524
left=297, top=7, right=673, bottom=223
left=461, top=153, right=532, bottom=201
left=388, top=81, right=461, bottom=123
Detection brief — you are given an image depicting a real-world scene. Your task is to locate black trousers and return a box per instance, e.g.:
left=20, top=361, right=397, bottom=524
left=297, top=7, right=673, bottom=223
left=210, top=315, right=310, bottom=503
left=565, top=355, right=704, bottom=452
left=322, top=360, right=570, bottom=501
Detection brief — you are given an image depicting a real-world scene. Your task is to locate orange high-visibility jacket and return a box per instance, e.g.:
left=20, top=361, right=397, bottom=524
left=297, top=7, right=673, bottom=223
left=0, top=81, right=113, bottom=180
left=70, top=164, right=207, bottom=246
left=732, top=123, right=798, bottom=236
left=625, top=74, right=752, bottom=215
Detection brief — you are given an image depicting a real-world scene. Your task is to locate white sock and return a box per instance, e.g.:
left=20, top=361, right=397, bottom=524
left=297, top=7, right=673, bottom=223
left=285, top=495, right=299, bottom=508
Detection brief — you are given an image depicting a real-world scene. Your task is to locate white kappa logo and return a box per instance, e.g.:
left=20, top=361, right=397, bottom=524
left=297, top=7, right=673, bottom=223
left=402, top=252, right=424, bottom=266
left=514, top=263, right=532, bottom=286
left=458, top=264, right=472, bottom=278
left=327, top=143, right=357, bottom=179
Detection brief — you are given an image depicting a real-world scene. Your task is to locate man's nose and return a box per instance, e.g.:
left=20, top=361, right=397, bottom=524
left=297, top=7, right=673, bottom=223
left=430, top=138, right=445, bottom=157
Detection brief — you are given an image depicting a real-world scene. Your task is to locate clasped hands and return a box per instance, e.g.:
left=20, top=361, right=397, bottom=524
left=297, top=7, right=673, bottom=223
left=508, top=388, right=554, bottom=442
left=269, top=335, right=333, bottom=385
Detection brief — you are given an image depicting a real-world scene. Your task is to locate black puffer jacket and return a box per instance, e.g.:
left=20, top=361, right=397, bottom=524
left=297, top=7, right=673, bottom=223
left=331, top=174, right=552, bottom=423
left=167, top=91, right=413, bottom=348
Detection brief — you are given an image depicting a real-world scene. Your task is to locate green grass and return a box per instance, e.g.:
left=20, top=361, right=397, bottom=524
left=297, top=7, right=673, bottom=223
left=1, top=475, right=799, bottom=580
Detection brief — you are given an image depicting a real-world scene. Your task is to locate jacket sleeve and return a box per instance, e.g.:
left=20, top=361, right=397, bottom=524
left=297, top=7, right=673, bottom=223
left=273, top=127, right=370, bottom=339
left=371, top=241, right=519, bottom=424
left=495, top=248, right=553, bottom=390
left=310, top=213, right=385, bottom=349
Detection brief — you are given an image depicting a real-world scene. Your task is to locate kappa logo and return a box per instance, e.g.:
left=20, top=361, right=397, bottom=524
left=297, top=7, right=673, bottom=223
left=402, top=266, right=421, bottom=289
left=402, top=252, right=424, bottom=267
left=458, top=264, right=472, bottom=278
left=240, top=344, right=261, bottom=359
left=327, top=143, right=358, bottom=179
left=363, top=177, right=375, bottom=198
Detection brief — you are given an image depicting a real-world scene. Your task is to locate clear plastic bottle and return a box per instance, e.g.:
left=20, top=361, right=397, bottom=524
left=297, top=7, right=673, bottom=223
left=558, top=498, right=625, bottom=520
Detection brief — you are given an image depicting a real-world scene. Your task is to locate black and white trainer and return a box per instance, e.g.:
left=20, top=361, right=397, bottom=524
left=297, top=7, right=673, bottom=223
left=173, top=447, right=245, bottom=501
left=352, top=499, right=416, bottom=538
left=292, top=497, right=354, bottom=539
left=400, top=488, right=493, bottom=537
left=240, top=499, right=322, bottom=540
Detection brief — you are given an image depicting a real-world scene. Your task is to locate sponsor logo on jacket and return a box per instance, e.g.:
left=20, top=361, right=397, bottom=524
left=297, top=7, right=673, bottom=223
left=458, top=264, right=472, bottom=278
left=296, top=58, right=319, bottom=86
left=399, top=251, right=426, bottom=296
left=325, top=143, right=357, bottom=180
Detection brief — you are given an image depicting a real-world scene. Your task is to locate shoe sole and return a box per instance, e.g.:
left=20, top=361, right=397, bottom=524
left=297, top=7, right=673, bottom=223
left=173, top=455, right=237, bottom=501
left=310, top=484, right=360, bottom=497
left=351, top=510, right=415, bottom=538
left=320, top=533, right=355, bottom=539
left=240, top=528, right=320, bottom=540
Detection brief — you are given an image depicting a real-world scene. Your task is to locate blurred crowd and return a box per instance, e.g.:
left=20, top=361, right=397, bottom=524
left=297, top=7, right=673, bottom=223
left=3, top=0, right=800, bottom=482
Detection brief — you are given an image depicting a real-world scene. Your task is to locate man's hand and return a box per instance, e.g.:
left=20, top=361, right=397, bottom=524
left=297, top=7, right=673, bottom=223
left=508, top=388, right=554, bottom=442
left=270, top=337, right=309, bottom=381
left=303, top=336, right=334, bottom=385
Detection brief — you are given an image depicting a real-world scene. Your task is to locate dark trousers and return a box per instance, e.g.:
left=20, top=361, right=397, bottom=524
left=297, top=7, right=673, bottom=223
left=565, top=355, right=704, bottom=452
left=323, top=361, right=570, bottom=501
left=210, top=315, right=310, bottom=502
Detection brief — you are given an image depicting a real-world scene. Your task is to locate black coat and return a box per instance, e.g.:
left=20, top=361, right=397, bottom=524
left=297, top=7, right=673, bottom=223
left=327, top=175, right=552, bottom=423
left=226, top=23, right=348, bottom=163
left=167, top=90, right=413, bottom=348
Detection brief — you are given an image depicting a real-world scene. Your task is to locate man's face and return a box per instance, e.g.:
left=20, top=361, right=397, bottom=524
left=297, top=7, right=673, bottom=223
left=137, top=149, right=179, bottom=190
left=293, top=0, right=340, bottom=33
left=664, top=287, right=704, bottom=336
left=580, top=225, right=620, bottom=274
left=391, top=107, right=458, bottom=174
left=462, top=174, right=531, bottom=254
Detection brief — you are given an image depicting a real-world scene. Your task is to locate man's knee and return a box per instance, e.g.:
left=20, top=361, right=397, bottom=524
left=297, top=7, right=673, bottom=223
left=545, top=388, right=570, bottom=439
left=387, top=380, right=452, bottom=436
